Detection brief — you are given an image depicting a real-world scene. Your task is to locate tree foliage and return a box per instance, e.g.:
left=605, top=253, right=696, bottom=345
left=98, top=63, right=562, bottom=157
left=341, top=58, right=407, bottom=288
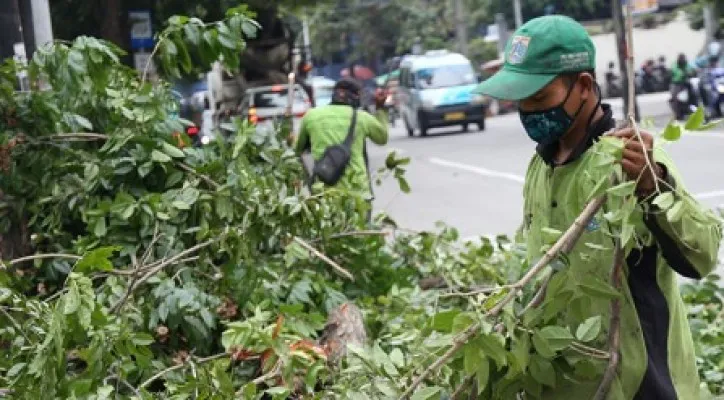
left=1, top=9, right=723, bottom=400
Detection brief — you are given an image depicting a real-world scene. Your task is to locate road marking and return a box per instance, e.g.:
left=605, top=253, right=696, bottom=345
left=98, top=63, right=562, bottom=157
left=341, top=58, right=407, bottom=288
left=694, top=190, right=724, bottom=200
left=683, top=131, right=724, bottom=139
left=429, top=157, right=525, bottom=184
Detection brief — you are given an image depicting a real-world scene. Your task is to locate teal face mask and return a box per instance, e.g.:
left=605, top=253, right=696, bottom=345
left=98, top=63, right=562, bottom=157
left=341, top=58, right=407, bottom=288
left=519, top=81, right=585, bottom=146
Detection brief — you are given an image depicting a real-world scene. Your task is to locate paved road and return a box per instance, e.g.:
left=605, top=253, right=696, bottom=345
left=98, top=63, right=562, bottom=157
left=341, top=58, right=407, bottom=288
left=369, top=93, right=724, bottom=243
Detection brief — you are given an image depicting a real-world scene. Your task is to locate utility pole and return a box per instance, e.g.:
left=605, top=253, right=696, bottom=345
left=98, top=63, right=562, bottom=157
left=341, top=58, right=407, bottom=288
left=611, top=0, right=639, bottom=121
left=453, top=0, right=468, bottom=56
left=513, top=0, right=523, bottom=28
left=30, top=0, right=53, bottom=49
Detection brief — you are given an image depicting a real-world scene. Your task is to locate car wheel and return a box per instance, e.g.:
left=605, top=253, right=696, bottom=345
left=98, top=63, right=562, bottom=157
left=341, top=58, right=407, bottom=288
left=477, top=118, right=485, bottom=131
left=461, top=123, right=469, bottom=132
left=418, top=111, right=429, bottom=137
left=404, top=115, right=414, bottom=137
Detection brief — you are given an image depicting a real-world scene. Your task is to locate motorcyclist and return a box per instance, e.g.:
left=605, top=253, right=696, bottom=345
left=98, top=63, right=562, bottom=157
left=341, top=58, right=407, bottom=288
left=702, top=55, right=723, bottom=118
left=295, top=78, right=388, bottom=203
left=670, top=53, right=698, bottom=119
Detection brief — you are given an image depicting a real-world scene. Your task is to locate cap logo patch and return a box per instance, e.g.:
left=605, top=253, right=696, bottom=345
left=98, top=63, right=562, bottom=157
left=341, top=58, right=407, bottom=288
left=508, top=36, right=531, bottom=65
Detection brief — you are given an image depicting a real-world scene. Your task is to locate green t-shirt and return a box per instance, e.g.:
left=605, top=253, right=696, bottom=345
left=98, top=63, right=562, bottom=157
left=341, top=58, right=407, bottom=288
left=295, top=105, right=388, bottom=198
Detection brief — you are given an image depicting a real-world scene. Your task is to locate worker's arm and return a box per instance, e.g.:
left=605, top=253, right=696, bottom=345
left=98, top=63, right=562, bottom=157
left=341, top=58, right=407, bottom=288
left=364, top=109, right=389, bottom=145
left=644, top=148, right=723, bottom=279
left=295, top=115, right=311, bottom=155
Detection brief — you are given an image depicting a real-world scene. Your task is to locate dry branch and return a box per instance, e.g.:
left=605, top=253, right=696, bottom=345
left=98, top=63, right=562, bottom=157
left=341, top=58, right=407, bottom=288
left=293, top=237, right=354, bottom=281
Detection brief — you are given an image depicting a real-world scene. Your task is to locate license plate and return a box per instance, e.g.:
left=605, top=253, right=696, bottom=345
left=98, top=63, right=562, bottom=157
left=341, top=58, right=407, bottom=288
left=444, top=112, right=465, bottom=121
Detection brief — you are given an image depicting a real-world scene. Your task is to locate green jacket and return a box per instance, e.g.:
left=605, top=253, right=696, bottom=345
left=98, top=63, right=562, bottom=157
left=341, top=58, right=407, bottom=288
left=521, top=105, right=722, bottom=399
left=295, top=105, right=388, bottom=198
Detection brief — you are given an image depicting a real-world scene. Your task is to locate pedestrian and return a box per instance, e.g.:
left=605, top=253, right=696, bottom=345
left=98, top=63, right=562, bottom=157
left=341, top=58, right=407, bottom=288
left=475, top=15, right=721, bottom=399
left=295, top=78, right=388, bottom=217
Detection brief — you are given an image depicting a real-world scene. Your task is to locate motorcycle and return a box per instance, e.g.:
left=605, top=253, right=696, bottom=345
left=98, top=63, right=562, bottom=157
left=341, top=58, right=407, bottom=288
left=670, top=79, right=699, bottom=121
left=384, top=94, right=398, bottom=126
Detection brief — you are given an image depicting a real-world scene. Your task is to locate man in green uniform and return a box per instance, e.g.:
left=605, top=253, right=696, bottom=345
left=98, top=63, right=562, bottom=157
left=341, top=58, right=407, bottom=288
left=295, top=78, right=389, bottom=200
left=475, top=15, right=722, bottom=399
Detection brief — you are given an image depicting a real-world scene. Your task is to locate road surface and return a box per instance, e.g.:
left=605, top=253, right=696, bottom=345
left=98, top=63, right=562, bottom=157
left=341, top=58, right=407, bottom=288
left=369, top=93, right=724, bottom=244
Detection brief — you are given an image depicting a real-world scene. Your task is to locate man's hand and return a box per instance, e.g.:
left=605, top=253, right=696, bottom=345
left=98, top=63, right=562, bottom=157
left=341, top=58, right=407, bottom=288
left=374, top=88, right=387, bottom=109
left=610, top=128, right=663, bottom=197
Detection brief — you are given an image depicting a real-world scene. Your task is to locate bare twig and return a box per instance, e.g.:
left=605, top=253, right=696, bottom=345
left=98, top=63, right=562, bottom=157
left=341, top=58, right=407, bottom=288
left=8, top=253, right=81, bottom=266
left=46, top=133, right=109, bottom=141
left=450, top=374, right=475, bottom=400
left=111, top=239, right=216, bottom=313
left=400, top=196, right=606, bottom=399
left=293, top=237, right=354, bottom=281
left=593, top=241, right=624, bottom=399
left=176, top=162, right=221, bottom=190
left=517, top=271, right=553, bottom=316
left=136, top=352, right=228, bottom=391
left=104, top=375, right=141, bottom=397
left=310, top=230, right=389, bottom=243
left=249, top=361, right=282, bottom=386
left=438, top=283, right=516, bottom=298
left=0, top=307, right=31, bottom=343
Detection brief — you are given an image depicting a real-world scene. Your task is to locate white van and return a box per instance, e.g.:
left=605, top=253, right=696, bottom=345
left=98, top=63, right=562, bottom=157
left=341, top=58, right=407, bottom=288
left=398, top=50, right=486, bottom=136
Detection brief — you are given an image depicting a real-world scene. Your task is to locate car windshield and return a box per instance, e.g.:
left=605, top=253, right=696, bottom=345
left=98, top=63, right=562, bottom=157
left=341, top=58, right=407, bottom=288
left=252, top=87, right=308, bottom=109
left=415, top=65, right=476, bottom=89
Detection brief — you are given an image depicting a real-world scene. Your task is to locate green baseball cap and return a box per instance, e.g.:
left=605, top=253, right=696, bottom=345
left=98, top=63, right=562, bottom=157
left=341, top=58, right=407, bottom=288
left=474, top=15, right=596, bottom=101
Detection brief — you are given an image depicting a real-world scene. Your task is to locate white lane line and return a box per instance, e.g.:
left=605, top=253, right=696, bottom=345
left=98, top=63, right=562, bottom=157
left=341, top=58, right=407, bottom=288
left=682, top=131, right=724, bottom=139
left=694, top=190, right=724, bottom=200
left=429, top=157, right=525, bottom=184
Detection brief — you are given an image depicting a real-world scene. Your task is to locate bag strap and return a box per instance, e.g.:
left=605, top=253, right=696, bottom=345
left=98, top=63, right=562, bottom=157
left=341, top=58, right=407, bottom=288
left=342, top=107, right=358, bottom=149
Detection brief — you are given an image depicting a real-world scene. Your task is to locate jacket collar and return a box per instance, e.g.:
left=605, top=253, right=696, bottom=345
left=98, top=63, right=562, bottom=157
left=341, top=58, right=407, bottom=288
left=536, top=103, right=615, bottom=166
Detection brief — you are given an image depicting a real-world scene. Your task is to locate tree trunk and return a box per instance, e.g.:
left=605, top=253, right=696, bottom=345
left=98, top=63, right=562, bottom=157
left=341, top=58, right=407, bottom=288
left=99, top=0, right=125, bottom=48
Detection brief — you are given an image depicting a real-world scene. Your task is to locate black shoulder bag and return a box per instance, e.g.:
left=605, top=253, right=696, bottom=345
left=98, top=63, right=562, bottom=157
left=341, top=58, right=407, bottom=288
left=313, top=108, right=358, bottom=185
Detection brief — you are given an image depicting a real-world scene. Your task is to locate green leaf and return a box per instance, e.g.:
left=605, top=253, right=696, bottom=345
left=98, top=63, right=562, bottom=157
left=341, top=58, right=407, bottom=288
left=684, top=106, right=705, bottom=130
left=410, top=386, right=441, bottom=400
left=578, top=275, right=620, bottom=300
left=510, top=333, right=531, bottom=374
left=75, top=246, right=120, bottom=273
left=183, top=23, right=201, bottom=45
left=653, top=192, right=675, bottom=211
left=64, top=282, right=81, bottom=314
left=476, top=357, right=490, bottom=394
left=606, top=181, right=636, bottom=197
left=662, top=122, right=682, bottom=141
left=151, top=150, right=172, bottom=163
left=161, top=142, right=185, bottom=158
left=464, top=343, right=481, bottom=375
left=666, top=200, right=685, bottom=223
left=696, top=119, right=723, bottom=130
left=430, top=310, right=460, bottom=332
left=541, top=227, right=562, bottom=244
left=575, top=316, right=602, bottom=342
left=476, top=334, right=507, bottom=369
left=529, top=355, right=556, bottom=387
left=389, top=348, right=405, bottom=367
left=532, top=331, right=556, bottom=359
left=6, top=362, right=26, bottom=377
left=93, top=217, right=107, bottom=237
left=398, top=176, right=411, bottom=194
left=539, top=326, right=574, bottom=352
left=452, top=312, right=476, bottom=333
left=587, top=175, right=609, bottom=200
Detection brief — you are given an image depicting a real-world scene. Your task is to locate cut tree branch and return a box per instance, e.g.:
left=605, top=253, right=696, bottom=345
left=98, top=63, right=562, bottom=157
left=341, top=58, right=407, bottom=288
left=593, top=241, right=624, bottom=399
left=293, top=237, right=354, bottom=281
left=8, top=253, right=81, bottom=266
left=400, top=196, right=606, bottom=399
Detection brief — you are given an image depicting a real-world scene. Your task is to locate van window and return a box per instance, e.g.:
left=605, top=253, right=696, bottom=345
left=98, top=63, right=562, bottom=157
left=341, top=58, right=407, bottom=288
left=415, top=64, right=476, bottom=89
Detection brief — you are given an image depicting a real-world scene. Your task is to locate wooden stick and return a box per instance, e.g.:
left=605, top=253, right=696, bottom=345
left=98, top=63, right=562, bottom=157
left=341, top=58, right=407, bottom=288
left=400, top=197, right=606, bottom=399
left=293, top=237, right=354, bottom=281
left=8, top=253, right=81, bottom=266
left=593, top=241, right=624, bottom=399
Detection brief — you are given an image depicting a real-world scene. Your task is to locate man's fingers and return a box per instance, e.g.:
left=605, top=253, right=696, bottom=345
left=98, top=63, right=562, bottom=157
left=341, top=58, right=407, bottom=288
left=620, top=158, right=640, bottom=177
left=624, top=139, right=647, bottom=153
left=610, top=128, right=635, bottom=138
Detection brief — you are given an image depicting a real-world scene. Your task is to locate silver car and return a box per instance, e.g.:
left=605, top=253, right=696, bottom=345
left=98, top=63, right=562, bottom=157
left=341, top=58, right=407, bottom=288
left=245, top=84, right=312, bottom=134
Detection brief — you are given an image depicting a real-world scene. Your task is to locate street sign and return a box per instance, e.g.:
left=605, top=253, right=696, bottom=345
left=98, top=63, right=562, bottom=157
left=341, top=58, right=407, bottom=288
left=129, top=10, right=154, bottom=50
left=622, top=0, right=659, bottom=15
